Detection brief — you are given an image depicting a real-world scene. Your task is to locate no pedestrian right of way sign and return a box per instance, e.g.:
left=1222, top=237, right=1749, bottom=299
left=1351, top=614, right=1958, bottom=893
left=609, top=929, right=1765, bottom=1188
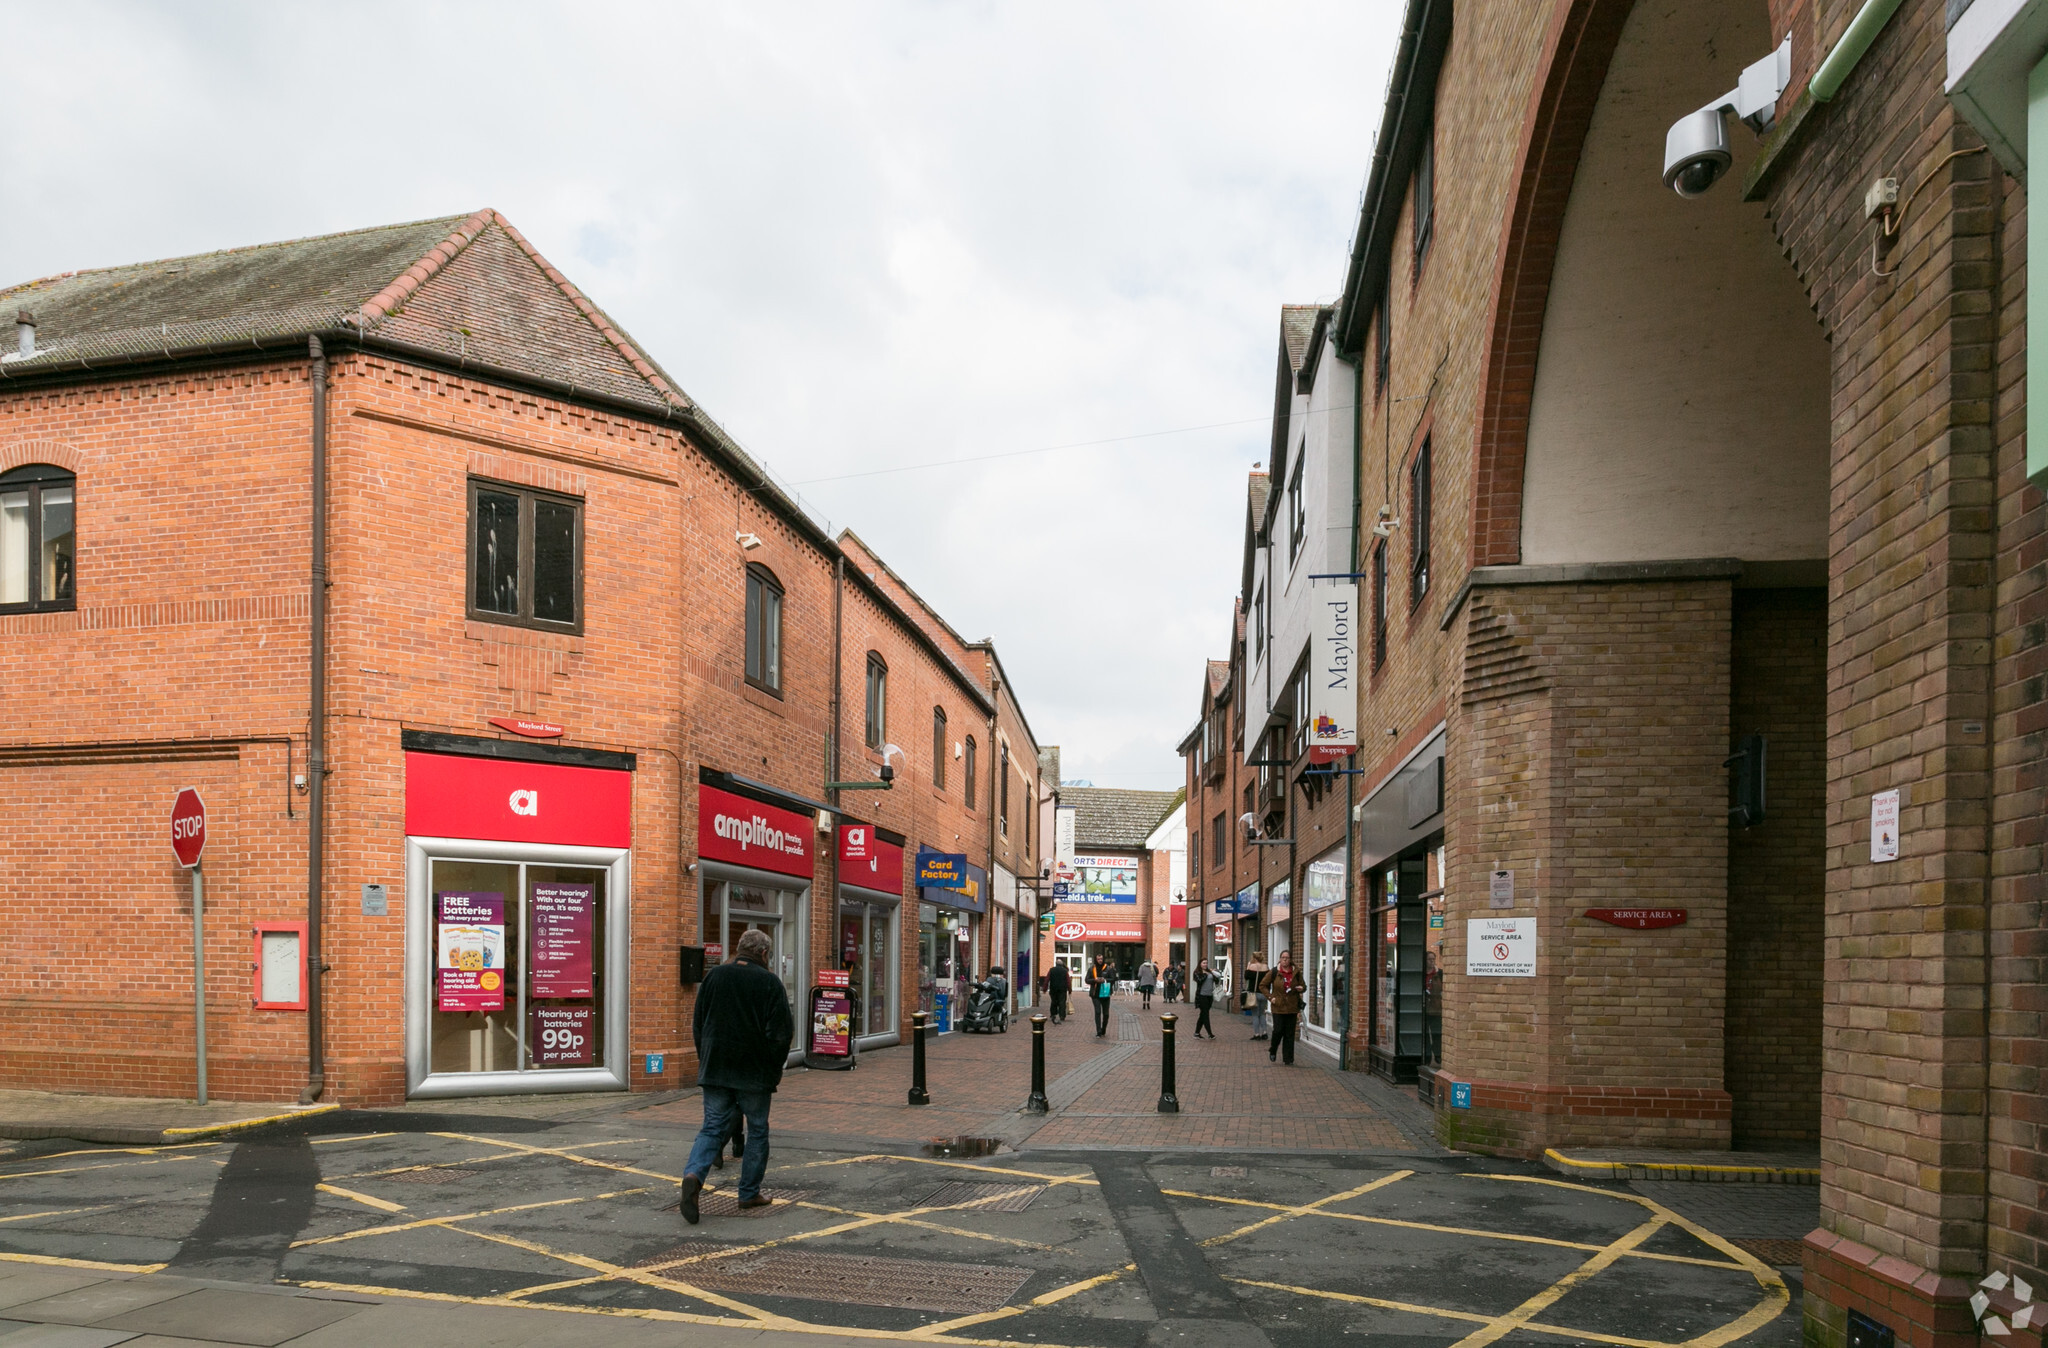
left=1466, top=917, right=1535, bottom=977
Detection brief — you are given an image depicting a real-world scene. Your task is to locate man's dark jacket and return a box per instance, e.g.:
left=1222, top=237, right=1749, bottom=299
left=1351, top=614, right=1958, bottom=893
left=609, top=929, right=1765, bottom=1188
left=693, top=957, right=795, bottom=1093
left=1048, top=964, right=1071, bottom=997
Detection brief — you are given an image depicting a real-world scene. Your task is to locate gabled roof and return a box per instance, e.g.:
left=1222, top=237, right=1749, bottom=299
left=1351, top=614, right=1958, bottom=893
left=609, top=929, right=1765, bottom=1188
left=1064, top=786, right=1185, bottom=852
left=1242, top=470, right=1271, bottom=601
left=0, top=210, right=692, bottom=418
left=1206, top=659, right=1230, bottom=699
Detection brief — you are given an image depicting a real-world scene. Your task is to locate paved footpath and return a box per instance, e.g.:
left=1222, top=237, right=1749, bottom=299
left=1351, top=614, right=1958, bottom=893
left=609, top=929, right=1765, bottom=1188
left=0, top=995, right=1808, bottom=1348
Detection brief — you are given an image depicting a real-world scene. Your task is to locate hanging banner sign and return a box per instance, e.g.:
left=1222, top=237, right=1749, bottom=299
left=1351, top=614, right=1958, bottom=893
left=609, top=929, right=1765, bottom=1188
left=530, top=1004, right=595, bottom=1065
left=437, top=891, right=506, bottom=1012
left=1585, top=908, right=1687, bottom=929
left=1307, top=579, right=1357, bottom=764
left=530, top=882, right=595, bottom=998
left=1467, top=917, right=1536, bottom=977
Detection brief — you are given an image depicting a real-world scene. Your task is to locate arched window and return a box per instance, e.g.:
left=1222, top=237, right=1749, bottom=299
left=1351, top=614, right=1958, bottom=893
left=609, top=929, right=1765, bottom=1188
left=0, top=464, right=76, bottom=613
left=864, top=653, right=887, bottom=749
left=745, top=564, right=783, bottom=694
left=933, top=707, right=948, bottom=788
left=964, top=736, right=978, bottom=810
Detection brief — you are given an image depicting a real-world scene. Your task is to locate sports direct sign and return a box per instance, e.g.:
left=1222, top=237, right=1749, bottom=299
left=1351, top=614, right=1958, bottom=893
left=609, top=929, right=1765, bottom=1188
left=170, top=787, right=207, bottom=868
left=698, top=785, right=812, bottom=879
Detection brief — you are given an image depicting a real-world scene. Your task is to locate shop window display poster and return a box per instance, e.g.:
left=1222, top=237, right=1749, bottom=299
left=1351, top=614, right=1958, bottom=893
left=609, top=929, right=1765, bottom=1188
left=437, top=892, right=506, bottom=1012
left=812, top=985, right=852, bottom=1057
left=530, top=1004, right=595, bottom=1066
left=530, top=882, right=595, bottom=999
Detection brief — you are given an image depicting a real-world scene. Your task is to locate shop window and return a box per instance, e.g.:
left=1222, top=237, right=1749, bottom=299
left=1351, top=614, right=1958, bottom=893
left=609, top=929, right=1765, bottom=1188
left=1409, top=439, right=1432, bottom=607
left=1288, top=454, right=1306, bottom=566
left=1372, top=540, right=1388, bottom=670
left=965, top=737, right=978, bottom=810
left=0, top=463, right=76, bottom=613
left=744, top=564, right=782, bottom=694
left=703, top=878, right=804, bottom=1010
left=1412, top=116, right=1435, bottom=274
left=468, top=479, right=582, bottom=632
left=932, top=707, right=948, bottom=788
left=838, top=895, right=899, bottom=1038
left=864, top=653, right=887, bottom=749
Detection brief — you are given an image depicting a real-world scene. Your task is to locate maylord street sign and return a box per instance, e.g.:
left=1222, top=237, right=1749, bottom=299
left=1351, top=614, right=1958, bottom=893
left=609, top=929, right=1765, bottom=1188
left=170, top=788, right=207, bottom=869
left=1307, top=579, right=1357, bottom=764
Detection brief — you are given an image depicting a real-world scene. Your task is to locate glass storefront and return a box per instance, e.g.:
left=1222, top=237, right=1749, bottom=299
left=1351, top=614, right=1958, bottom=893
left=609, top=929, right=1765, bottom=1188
left=1302, top=847, right=1347, bottom=1048
left=1370, top=837, right=1442, bottom=1074
left=836, top=887, right=899, bottom=1044
left=702, top=871, right=806, bottom=1010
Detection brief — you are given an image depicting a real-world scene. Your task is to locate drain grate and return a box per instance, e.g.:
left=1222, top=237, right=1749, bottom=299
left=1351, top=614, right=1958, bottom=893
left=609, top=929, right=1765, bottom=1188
left=916, top=1181, right=1044, bottom=1213
left=1731, top=1237, right=1806, bottom=1267
left=379, top=1167, right=479, bottom=1185
left=922, top=1136, right=1003, bottom=1157
left=635, top=1242, right=1031, bottom=1313
left=662, top=1187, right=809, bottom=1218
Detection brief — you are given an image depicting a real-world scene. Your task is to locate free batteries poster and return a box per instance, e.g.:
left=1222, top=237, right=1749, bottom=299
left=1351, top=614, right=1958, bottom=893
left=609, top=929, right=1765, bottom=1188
left=437, top=892, right=506, bottom=1012
left=530, top=882, right=595, bottom=999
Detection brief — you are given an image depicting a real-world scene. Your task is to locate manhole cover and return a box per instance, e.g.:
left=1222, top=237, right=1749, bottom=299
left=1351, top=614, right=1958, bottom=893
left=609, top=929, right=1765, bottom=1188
left=636, top=1243, right=1031, bottom=1313
left=917, top=1181, right=1044, bottom=1213
left=380, top=1167, right=479, bottom=1185
left=1211, top=1166, right=1248, bottom=1179
left=660, top=1187, right=808, bottom=1218
left=1731, top=1237, right=1806, bottom=1267
left=922, top=1136, right=1003, bottom=1157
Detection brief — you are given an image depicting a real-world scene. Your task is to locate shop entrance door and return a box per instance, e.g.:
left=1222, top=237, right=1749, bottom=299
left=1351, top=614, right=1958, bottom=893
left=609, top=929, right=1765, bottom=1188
left=704, top=876, right=806, bottom=1013
left=837, top=894, right=898, bottom=1043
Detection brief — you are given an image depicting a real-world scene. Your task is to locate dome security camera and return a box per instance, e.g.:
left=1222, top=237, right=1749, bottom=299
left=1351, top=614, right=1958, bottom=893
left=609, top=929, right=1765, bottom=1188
left=1663, top=109, right=1732, bottom=197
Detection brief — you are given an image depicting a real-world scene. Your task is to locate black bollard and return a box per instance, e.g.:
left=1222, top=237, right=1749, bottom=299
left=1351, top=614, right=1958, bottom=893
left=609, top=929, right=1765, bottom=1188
left=1158, top=1012, right=1180, bottom=1114
left=909, top=1010, right=930, bottom=1105
left=1026, top=1014, right=1049, bottom=1114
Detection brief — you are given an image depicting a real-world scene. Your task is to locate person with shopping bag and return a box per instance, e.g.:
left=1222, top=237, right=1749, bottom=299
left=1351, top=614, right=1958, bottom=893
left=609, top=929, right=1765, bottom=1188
left=1265, top=949, right=1306, bottom=1066
left=1242, top=952, right=1270, bottom=1039
left=1087, top=955, right=1116, bottom=1037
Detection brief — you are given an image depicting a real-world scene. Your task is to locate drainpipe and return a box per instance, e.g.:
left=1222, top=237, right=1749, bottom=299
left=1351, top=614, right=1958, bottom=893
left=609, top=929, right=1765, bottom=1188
left=300, top=337, right=329, bottom=1105
left=1808, top=0, right=1903, bottom=103
left=987, top=672, right=1001, bottom=980
left=831, top=555, right=844, bottom=809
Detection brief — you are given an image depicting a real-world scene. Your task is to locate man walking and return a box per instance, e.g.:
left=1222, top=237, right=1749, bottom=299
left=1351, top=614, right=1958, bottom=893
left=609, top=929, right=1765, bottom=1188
left=1136, top=958, right=1158, bottom=1010
left=1266, top=949, right=1305, bottom=1066
left=1048, top=959, right=1072, bottom=1024
left=1191, top=960, right=1218, bottom=1039
left=681, top=929, right=794, bottom=1224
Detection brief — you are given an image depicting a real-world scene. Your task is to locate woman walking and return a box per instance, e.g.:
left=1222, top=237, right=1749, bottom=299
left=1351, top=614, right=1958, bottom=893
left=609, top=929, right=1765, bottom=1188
left=1087, top=955, right=1115, bottom=1037
left=1191, top=960, right=1218, bottom=1039
left=1137, top=958, right=1158, bottom=1010
left=1243, top=952, right=1270, bottom=1039
left=1266, top=949, right=1305, bottom=1066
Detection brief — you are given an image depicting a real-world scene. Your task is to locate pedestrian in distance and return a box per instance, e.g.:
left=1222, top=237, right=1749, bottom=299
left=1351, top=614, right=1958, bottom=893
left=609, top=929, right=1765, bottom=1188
left=1266, top=948, right=1305, bottom=1066
left=680, top=929, right=794, bottom=1225
left=1243, top=951, right=1270, bottom=1039
left=1137, top=958, right=1158, bottom=1010
left=1048, top=960, right=1072, bottom=1024
left=1164, top=961, right=1183, bottom=1004
left=1191, top=960, right=1218, bottom=1038
left=1088, top=955, right=1115, bottom=1037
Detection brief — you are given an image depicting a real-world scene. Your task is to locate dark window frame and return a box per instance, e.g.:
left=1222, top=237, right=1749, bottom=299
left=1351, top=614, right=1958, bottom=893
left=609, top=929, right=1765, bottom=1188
left=1210, top=811, right=1227, bottom=869
left=465, top=477, right=585, bottom=635
left=965, top=736, right=979, bottom=810
left=0, top=463, right=77, bottom=615
left=1288, top=453, right=1307, bottom=566
left=864, top=652, right=888, bottom=750
left=1000, top=744, right=1011, bottom=837
left=1412, top=117, right=1435, bottom=275
left=1372, top=539, right=1389, bottom=671
left=1374, top=287, right=1391, bottom=398
left=1409, top=439, right=1433, bottom=608
left=744, top=563, right=783, bottom=696
left=933, top=707, right=948, bottom=789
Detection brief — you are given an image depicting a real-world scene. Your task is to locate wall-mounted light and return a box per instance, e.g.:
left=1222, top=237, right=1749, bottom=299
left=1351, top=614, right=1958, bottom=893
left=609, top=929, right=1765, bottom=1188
left=736, top=531, right=763, bottom=550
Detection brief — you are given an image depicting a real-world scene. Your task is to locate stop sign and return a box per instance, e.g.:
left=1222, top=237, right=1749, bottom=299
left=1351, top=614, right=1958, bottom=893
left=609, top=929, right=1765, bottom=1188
left=170, top=788, right=206, bottom=868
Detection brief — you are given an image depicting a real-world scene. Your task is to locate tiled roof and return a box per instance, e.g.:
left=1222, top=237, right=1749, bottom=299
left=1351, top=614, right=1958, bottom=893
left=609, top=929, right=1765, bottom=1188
left=1247, top=471, right=1271, bottom=523
left=0, top=210, right=692, bottom=418
left=1280, top=304, right=1322, bottom=375
left=1206, top=659, right=1229, bottom=698
left=1064, top=786, right=1183, bottom=851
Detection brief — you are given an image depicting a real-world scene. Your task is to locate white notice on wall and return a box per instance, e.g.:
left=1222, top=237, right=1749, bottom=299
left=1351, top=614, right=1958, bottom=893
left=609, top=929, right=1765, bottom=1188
left=1871, top=789, right=1900, bottom=863
left=1467, top=917, right=1536, bottom=977
left=1489, top=870, right=1514, bottom=909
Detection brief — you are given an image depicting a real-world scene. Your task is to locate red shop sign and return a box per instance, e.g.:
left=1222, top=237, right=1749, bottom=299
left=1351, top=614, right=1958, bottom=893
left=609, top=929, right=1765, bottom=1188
left=837, top=823, right=904, bottom=892
left=699, top=784, right=814, bottom=880
left=1585, top=908, right=1687, bottom=929
left=1055, top=919, right=1144, bottom=941
left=489, top=716, right=566, bottom=739
left=405, top=752, right=631, bottom=847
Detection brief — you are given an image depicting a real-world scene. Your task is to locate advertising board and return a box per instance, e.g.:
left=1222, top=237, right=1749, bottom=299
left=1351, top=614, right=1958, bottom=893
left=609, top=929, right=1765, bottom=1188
left=1062, top=855, right=1138, bottom=905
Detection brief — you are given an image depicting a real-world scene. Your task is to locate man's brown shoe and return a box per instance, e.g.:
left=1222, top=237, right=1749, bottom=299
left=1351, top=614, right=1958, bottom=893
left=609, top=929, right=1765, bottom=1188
left=736, top=1195, right=774, bottom=1210
left=680, top=1175, right=703, bottom=1225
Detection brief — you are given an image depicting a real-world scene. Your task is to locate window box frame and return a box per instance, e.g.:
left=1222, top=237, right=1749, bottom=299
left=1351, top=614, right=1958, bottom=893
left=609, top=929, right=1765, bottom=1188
left=0, top=464, right=78, bottom=616
left=744, top=563, right=784, bottom=698
left=465, top=478, right=586, bottom=636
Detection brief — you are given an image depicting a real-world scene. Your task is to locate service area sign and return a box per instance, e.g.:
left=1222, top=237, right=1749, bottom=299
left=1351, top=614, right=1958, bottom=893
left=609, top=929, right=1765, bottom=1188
left=170, top=788, right=207, bottom=869
left=1467, top=917, right=1536, bottom=977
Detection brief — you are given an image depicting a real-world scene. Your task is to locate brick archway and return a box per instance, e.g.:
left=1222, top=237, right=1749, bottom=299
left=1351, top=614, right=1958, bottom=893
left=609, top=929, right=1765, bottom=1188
left=1469, top=0, right=1634, bottom=568
left=0, top=439, right=85, bottom=475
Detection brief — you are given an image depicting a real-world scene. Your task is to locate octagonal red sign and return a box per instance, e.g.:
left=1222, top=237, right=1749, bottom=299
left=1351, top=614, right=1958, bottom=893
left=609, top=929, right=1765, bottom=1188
left=170, top=787, right=207, bottom=868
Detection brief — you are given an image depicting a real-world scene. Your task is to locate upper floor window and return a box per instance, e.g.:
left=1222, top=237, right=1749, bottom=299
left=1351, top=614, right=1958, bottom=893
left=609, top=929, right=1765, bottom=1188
left=1000, top=744, right=1011, bottom=836
left=1289, top=663, right=1311, bottom=760
left=1374, top=288, right=1391, bottom=397
left=964, top=736, right=979, bottom=810
left=1372, top=539, right=1389, bottom=671
left=469, top=479, right=582, bottom=632
left=1210, top=811, right=1226, bottom=868
left=864, top=653, right=888, bottom=749
left=1288, top=454, right=1306, bottom=565
left=1413, top=117, right=1435, bottom=272
left=933, top=707, right=948, bottom=788
left=1410, top=438, right=1433, bottom=606
left=744, top=564, right=782, bottom=694
left=1252, top=583, right=1266, bottom=653
left=0, top=464, right=75, bottom=613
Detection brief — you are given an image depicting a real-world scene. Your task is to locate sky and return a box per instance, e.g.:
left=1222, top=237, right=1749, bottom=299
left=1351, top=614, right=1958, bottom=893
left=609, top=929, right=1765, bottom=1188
left=3, top=1, right=1398, bottom=790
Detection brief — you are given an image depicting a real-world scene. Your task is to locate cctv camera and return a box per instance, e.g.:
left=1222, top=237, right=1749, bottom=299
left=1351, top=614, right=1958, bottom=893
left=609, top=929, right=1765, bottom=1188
left=1663, top=109, right=1731, bottom=197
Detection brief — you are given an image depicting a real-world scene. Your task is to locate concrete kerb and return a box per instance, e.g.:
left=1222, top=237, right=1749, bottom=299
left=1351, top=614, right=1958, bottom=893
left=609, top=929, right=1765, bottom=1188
left=1543, top=1146, right=1821, bottom=1184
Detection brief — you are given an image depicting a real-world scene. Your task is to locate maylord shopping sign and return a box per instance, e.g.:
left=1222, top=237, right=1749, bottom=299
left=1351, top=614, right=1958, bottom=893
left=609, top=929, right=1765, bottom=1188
left=1307, top=578, right=1357, bottom=764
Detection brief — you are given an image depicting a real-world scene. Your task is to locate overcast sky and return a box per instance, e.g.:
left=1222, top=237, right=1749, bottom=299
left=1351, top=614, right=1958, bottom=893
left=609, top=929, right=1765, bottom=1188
left=5, top=2, right=1396, bottom=790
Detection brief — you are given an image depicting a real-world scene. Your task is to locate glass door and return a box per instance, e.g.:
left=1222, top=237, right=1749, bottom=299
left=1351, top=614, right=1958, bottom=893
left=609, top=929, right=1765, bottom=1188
left=704, top=876, right=805, bottom=1012
left=836, top=893, right=898, bottom=1039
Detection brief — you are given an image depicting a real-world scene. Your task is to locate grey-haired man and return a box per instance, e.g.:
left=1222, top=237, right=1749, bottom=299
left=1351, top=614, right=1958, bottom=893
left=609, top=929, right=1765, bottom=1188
left=681, top=928, right=794, bottom=1223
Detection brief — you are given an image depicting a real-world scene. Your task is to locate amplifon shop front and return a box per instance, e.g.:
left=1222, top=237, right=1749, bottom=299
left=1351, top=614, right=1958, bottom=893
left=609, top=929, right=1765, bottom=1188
left=403, top=732, right=635, bottom=1099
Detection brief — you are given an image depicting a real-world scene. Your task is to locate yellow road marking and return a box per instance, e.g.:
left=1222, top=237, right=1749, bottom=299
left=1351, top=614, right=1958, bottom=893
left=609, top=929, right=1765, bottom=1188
left=1226, top=1277, right=1671, bottom=1348
left=910, top=1264, right=1135, bottom=1337
left=0, top=1206, right=108, bottom=1224
left=289, top=1188, right=648, bottom=1247
left=0, top=1250, right=166, bottom=1273
left=5, top=1142, right=220, bottom=1161
left=311, top=1133, right=397, bottom=1146
left=1446, top=1216, right=1665, bottom=1348
left=1199, top=1171, right=1412, bottom=1247
left=163, top=1103, right=338, bottom=1138
left=443, top=1220, right=776, bottom=1322
left=1541, top=1148, right=1819, bottom=1182
left=430, top=1132, right=682, bottom=1185
left=315, top=1183, right=405, bottom=1214
left=331, top=1137, right=648, bottom=1181
left=1162, top=1187, right=1743, bottom=1269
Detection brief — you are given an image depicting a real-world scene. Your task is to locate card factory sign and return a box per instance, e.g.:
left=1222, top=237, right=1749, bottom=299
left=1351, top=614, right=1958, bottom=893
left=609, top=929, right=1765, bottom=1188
left=1307, top=578, right=1357, bottom=764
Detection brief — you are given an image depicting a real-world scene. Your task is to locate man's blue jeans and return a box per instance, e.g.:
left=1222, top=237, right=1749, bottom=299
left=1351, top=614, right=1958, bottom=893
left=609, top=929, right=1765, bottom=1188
left=686, top=1087, right=772, bottom=1199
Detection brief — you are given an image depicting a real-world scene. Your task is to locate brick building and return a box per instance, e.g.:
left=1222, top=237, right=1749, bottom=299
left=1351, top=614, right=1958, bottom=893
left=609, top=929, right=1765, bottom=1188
left=1041, top=785, right=1181, bottom=987
left=0, top=210, right=1037, bottom=1105
left=1172, top=0, right=2048, bottom=1340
